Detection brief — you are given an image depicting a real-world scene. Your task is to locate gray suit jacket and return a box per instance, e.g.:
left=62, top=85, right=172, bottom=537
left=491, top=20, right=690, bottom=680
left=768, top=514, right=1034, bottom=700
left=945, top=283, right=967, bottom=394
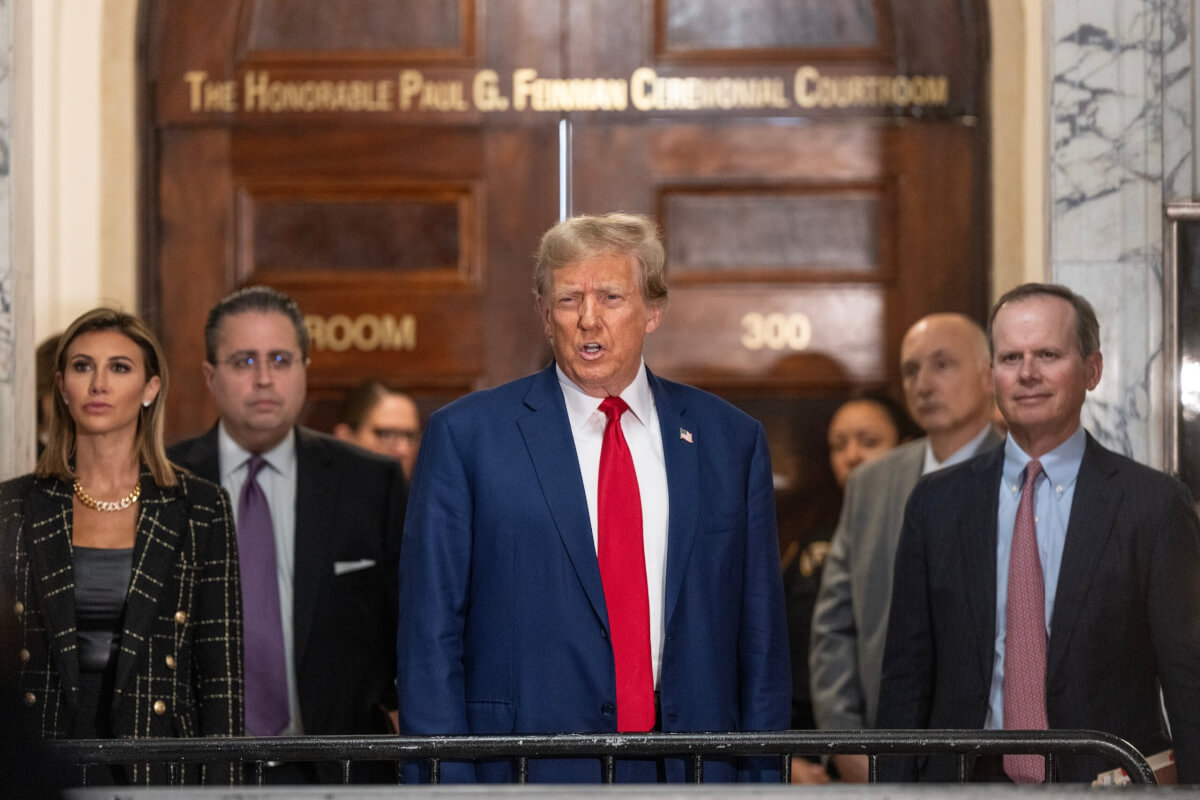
left=809, top=428, right=1002, bottom=730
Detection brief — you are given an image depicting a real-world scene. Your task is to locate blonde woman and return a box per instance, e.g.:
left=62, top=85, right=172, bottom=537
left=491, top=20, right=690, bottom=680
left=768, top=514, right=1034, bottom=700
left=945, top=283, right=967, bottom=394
left=0, top=308, right=242, bottom=785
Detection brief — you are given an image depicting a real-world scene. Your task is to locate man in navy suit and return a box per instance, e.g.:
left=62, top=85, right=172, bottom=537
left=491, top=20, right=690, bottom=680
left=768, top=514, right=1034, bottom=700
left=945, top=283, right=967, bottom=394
left=876, top=283, right=1200, bottom=783
left=396, top=212, right=790, bottom=783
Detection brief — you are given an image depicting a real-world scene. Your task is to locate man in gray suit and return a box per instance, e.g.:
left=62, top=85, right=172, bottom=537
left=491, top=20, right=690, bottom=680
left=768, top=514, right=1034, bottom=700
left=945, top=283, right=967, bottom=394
left=809, top=313, right=1001, bottom=781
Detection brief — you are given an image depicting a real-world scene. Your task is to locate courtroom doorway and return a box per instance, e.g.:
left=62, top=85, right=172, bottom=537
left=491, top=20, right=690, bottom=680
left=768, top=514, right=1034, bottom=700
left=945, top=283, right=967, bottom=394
left=141, top=0, right=990, bottom=553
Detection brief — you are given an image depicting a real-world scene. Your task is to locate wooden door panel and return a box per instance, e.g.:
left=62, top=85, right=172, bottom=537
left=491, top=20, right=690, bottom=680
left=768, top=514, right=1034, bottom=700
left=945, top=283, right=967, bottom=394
left=145, top=0, right=989, bottom=551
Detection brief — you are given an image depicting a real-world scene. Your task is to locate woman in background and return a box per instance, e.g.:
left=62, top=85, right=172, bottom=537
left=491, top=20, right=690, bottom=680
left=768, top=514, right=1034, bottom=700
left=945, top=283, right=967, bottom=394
left=0, top=308, right=242, bottom=785
left=785, top=393, right=917, bottom=782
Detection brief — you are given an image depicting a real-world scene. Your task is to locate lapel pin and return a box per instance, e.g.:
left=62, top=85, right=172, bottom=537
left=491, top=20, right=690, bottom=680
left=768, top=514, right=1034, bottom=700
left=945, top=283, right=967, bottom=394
left=679, top=428, right=693, bottom=444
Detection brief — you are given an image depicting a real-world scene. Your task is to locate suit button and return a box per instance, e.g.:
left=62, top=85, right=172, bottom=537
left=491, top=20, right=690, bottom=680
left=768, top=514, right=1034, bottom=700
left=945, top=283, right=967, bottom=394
left=165, top=655, right=177, bottom=670
left=18, top=648, right=30, bottom=663
left=601, top=703, right=615, bottom=716
left=154, top=700, right=167, bottom=715
left=13, top=601, right=24, bottom=615
left=600, top=628, right=609, bottom=639
left=23, top=692, right=36, bottom=706
left=174, top=611, right=188, bottom=624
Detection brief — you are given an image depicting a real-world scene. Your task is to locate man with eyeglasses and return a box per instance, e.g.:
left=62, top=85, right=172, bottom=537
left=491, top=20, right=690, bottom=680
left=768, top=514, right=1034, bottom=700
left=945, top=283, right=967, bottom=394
left=332, top=380, right=422, bottom=479
left=168, top=285, right=407, bottom=784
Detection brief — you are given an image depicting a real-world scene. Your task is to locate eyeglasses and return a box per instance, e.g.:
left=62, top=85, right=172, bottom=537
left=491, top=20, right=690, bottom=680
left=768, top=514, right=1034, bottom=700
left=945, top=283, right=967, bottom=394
left=371, top=427, right=421, bottom=445
left=220, top=351, right=299, bottom=372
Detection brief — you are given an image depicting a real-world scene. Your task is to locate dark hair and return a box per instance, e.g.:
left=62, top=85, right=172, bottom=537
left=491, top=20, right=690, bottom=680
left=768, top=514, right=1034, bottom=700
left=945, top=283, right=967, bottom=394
left=36, top=308, right=175, bottom=486
left=988, top=282, right=1100, bottom=358
left=339, top=380, right=414, bottom=431
left=204, top=286, right=309, bottom=363
left=841, top=390, right=922, bottom=443
left=35, top=334, right=62, bottom=428
left=533, top=212, right=668, bottom=306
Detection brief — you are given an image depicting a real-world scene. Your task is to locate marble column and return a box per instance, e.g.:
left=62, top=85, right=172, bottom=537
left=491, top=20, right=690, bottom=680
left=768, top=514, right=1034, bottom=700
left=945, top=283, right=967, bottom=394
left=0, top=0, right=28, bottom=480
left=1049, top=0, right=1192, bottom=467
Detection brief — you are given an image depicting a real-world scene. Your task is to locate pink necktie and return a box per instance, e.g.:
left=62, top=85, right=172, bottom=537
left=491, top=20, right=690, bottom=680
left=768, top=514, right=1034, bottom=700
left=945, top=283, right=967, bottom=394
left=597, top=396, right=655, bottom=731
left=1004, top=459, right=1048, bottom=783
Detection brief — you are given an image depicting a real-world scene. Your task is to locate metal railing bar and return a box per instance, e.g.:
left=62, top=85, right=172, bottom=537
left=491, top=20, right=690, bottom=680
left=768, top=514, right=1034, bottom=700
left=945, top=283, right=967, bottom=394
left=868, top=753, right=877, bottom=783
left=691, top=753, right=704, bottom=783
left=47, top=729, right=1156, bottom=786
left=602, top=754, right=615, bottom=783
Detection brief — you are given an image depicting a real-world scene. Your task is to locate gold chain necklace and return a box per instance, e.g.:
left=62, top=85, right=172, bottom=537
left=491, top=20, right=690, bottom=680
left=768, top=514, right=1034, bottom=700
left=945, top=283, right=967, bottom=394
left=73, top=480, right=141, bottom=512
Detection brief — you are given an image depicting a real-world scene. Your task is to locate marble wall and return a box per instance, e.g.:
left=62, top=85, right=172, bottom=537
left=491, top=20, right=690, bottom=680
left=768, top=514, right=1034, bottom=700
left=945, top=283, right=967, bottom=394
left=0, top=0, right=18, bottom=478
left=1049, top=0, right=1193, bottom=468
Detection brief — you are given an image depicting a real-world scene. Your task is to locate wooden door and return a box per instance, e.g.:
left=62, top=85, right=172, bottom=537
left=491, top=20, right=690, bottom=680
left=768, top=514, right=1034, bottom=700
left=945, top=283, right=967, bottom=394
left=143, top=0, right=989, bottom=550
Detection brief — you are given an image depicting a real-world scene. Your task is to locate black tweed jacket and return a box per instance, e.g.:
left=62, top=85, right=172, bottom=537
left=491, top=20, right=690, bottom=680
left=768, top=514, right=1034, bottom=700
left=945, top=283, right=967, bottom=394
left=0, top=467, right=243, bottom=784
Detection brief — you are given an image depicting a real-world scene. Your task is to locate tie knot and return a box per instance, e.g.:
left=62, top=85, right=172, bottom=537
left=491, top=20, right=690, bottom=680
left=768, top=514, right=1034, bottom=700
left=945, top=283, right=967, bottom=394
left=1024, top=459, right=1043, bottom=485
left=599, top=396, right=630, bottom=423
left=246, top=454, right=268, bottom=482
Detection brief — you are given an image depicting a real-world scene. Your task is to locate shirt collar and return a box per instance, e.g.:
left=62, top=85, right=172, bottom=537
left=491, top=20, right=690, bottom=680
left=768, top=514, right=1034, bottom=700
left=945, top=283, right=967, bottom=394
left=923, top=422, right=995, bottom=474
left=556, top=359, right=655, bottom=433
left=1002, top=424, right=1087, bottom=489
left=217, top=422, right=297, bottom=482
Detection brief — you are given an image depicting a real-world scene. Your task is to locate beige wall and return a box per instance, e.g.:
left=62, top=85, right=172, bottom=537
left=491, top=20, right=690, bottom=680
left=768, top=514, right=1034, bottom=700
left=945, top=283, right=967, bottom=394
left=27, top=0, right=1044, bottom=332
left=30, top=0, right=137, bottom=342
left=991, top=0, right=1049, bottom=300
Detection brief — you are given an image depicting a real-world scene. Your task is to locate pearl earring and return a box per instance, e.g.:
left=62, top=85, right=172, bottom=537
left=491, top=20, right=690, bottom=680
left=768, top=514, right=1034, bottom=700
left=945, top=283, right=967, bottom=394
left=143, top=400, right=151, bottom=408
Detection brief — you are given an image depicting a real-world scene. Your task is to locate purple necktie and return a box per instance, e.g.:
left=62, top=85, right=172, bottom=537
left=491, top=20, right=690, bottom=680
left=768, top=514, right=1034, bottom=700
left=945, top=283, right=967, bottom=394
left=1004, top=459, right=1048, bottom=783
left=238, top=454, right=289, bottom=736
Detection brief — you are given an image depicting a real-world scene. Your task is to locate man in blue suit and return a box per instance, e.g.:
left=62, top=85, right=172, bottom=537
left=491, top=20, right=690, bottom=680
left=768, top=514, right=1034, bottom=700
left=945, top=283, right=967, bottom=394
left=396, top=212, right=790, bottom=783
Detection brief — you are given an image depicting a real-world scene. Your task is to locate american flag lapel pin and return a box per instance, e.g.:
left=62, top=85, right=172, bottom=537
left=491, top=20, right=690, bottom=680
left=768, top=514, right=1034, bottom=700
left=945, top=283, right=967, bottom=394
left=679, top=428, right=693, bottom=444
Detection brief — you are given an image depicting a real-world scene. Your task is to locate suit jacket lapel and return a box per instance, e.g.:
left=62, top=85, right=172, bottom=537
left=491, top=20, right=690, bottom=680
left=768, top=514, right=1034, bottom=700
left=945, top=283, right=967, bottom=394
left=518, top=365, right=611, bottom=629
left=293, top=427, right=333, bottom=669
left=112, top=469, right=184, bottom=710
left=960, top=447, right=1003, bottom=686
left=1047, top=434, right=1118, bottom=679
left=24, top=478, right=81, bottom=714
left=651, top=372, right=698, bottom=632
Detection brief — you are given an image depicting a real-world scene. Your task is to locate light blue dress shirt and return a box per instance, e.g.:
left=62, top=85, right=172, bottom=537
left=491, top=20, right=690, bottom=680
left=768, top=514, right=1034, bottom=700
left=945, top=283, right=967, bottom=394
left=984, top=425, right=1086, bottom=729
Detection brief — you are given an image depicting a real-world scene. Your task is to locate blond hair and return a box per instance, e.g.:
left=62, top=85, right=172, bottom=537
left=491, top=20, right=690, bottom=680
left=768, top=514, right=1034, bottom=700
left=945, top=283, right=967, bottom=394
left=36, top=308, right=176, bottom=486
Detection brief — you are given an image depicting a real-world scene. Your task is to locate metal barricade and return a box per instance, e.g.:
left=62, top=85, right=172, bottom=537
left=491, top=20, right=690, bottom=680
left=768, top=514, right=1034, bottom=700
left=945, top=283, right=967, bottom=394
left=48, top=729, right=1157, bottom=786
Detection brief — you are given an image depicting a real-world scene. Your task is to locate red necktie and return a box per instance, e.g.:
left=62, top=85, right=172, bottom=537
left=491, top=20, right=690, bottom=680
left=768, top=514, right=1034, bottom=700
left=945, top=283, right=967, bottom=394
left=1004, top=459, right=1048, bottom=783
left=597, top=396, right=655, bottom=732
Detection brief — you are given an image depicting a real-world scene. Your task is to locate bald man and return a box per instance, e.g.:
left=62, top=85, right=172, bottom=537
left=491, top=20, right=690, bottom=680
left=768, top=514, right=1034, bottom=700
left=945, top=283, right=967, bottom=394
left=810, top=314, right=1002, bottom=781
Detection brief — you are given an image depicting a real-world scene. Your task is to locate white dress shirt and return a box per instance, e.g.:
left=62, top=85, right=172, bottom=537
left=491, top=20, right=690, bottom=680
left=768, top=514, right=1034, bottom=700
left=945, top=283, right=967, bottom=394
left=557, top=361, right=670, bottom=687
left=217, top=423, right=305, bottom=735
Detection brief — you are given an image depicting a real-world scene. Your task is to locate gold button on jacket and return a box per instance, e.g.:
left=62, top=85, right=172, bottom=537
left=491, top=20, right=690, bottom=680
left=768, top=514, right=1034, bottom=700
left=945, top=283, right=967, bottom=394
left=174, top=610, right=188, bottom=624
left=153, top=700, right=167, bottom=715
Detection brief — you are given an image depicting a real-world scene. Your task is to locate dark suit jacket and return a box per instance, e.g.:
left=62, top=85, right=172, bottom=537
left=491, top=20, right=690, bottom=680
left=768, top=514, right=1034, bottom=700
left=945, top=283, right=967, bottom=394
left=0, top=468, right=243, bottom=785
left=168, top=425, right=406, bottom=743
left=876, top=433, right=1200, bottom=783
left=396, top=363, right=791, bottom=783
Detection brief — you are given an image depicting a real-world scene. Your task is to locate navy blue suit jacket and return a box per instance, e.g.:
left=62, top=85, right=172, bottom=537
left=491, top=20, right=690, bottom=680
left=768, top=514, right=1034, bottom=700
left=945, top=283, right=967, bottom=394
left=396, top=363, right=790, bottom=782
left=876, top=433, right=1200, bottom=783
